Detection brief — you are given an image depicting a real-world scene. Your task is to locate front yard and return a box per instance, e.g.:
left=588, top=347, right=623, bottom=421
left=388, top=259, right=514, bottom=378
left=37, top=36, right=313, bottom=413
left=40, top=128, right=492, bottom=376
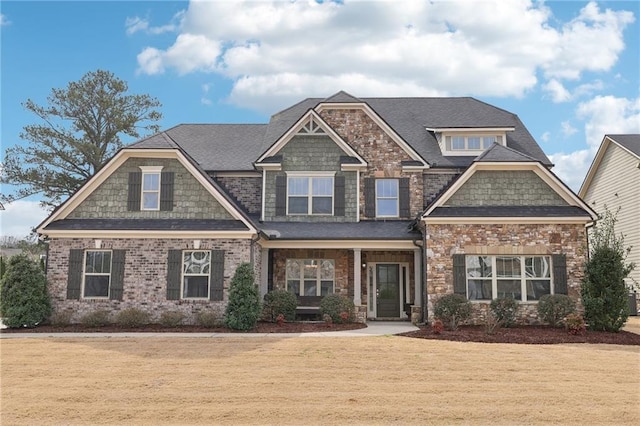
left=1, top=335, right=638, bottom=425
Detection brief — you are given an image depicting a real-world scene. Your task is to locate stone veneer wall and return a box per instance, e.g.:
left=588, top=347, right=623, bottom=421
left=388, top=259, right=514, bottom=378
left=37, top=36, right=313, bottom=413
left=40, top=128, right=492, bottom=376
left=425, top=223, right=588, bottom=324
left=319, top=109, right=424, bottom=218
left=424, top=172, right=460, bottom=207
left=47, top=237, right=256, bottom=324
left=215, top=176, right=262, bottom=215
left=69, top=158, right=234, bottom=220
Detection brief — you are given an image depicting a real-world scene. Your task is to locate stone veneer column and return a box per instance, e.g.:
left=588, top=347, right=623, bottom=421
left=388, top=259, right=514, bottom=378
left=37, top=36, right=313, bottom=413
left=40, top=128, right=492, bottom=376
left=260, top=248, right=269, bottom=297
left=353, top=248, right=362, bottom=305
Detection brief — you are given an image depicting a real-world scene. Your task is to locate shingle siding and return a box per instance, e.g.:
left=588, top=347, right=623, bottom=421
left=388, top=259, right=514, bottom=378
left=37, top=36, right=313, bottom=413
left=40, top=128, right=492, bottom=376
left=444, top=170, right=568, bottom=207
left=68, top=158, right=234, bottom=220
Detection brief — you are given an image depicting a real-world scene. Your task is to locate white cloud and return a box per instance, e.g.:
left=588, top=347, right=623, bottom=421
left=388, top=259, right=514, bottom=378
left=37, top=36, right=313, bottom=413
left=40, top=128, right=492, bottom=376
left=0, top=200, right=50, bottom=239
left=541, top=132, right=550, bottom=143
left=125, top=12, right=183, bottom=36
left=561, top=121, right=578, bottom=137
left=134, top=0, right=635, bottom=112
left=0, top=14, right=10, bottom=26
left=549, top=95, right=640, bottom=191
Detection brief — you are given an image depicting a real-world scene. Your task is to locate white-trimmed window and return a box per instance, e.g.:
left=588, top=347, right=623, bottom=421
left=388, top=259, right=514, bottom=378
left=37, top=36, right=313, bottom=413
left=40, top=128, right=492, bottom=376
left=140, top=166, right=163, bottom=211
left=182, top=250, right=211, bottom=299
left=451, top=135, right=498, bottom=151
left=83, top=250, right=112, bottom=298
left=466, top=255, right=551, bottom=301
left=376, top=179, right=399, bottom=217
left=286, top=259, right=335, bottom=296
left=287, top=175, right=333, bottom=215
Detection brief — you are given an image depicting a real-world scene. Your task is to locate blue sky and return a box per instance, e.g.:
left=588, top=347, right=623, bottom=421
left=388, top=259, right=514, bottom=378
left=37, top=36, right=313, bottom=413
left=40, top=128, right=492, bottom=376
left=1, top=0, right=639, bottom=238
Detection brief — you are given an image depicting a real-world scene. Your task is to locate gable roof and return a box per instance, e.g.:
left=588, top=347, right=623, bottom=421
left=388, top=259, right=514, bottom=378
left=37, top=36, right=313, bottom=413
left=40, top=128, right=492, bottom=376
left=127, top=93, right=551, bottom=172
left=475, top=142, right=540, bottom=163
left=579, top=134, right=640, bottom=197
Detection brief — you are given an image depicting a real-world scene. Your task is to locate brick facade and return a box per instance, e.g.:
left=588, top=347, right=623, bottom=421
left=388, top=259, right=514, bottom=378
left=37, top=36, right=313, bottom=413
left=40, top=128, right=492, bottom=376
left=47, top=237, right=257, bottom=324
left=425, top=223, right=588, bottom=324
left=215, top=176, right=262, bottom=215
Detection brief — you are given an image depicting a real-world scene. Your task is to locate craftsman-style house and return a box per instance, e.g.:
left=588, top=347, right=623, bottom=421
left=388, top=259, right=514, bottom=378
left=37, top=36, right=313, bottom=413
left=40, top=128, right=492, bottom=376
left=38, top=92, right=597, bottom=324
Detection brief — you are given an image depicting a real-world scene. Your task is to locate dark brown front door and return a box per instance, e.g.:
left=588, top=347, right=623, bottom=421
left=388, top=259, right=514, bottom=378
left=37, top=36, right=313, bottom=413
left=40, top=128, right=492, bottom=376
left=376, top=264, right=400, bottom=317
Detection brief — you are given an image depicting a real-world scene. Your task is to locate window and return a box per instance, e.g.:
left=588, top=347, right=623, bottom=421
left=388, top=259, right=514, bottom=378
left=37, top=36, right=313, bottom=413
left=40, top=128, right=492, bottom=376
left=142, top=172, right=161, bottom=210
left=287, top=176, right=333, bottom=215
left=286, top=259, right=334, bottom=296
left=182, top=250, right=211, bottom=299
left=83, top=250, right=112, bottom=298
left=466, top=256, right=551, bottom=301
left=376, top=179, right=399, bottom=217
left=449, top=135, right=499, bottom=151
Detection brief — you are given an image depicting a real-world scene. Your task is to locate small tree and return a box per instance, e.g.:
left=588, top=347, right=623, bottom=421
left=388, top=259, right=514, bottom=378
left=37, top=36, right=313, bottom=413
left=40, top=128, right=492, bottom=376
left=0, top=254, right=51, bottom=327
left=224, top=263, right=262, bottom=331
left=582, top=208, right=635, bottom=332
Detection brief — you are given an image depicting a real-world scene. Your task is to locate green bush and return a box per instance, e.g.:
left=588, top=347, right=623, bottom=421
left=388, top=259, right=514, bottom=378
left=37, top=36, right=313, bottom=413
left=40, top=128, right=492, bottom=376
left=50, top=310, right=74, bottom=326
left=490, top=297, right=519, bottom=328
left=263, top=290, right=297, bottom=322
left=159, top=310, right=186, bottom=327
left=433, top=294, right=471, bottom=330
left=115, top=308, right=151, bottom=328
left=537, top=294, right=576, bottom=327
left=0, top=254, right=51, bottom=328
left=319, top=294, right=354, bottom=324
left=224, top=263, right=262, bottom=331
left=565, top=313, right=586, bottom=335
left=80, top=309, right=111, bottom=327
left=197, top=310, right=221, bottom=328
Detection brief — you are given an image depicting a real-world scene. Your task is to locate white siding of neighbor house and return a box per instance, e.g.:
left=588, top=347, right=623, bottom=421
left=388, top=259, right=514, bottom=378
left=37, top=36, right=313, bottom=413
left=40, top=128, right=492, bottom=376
left=583, top=142, right=640, bottom=290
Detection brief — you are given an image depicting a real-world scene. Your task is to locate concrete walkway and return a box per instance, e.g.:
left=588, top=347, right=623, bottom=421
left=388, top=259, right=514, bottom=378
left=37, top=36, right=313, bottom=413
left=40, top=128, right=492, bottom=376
left=0, top=321, right=419, bottom=339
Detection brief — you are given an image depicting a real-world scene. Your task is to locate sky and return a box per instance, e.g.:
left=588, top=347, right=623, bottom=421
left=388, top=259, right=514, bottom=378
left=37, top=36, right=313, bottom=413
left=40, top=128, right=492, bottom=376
left=1, top=0, right=639, bottom=239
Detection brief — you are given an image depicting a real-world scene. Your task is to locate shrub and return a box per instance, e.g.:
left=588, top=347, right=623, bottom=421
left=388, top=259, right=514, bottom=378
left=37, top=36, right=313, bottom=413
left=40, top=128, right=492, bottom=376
left=0, top=254, right=51, bottom=328
left=197, top=311, right=220, bottom=328
left=224, top=263, right=262, bottom=331
left=582, top=208, right=634, bottom=331
left=263, top=290, right=297, bottom=322
left=484, top=313, right=501, bottom=335
left=115, top=308, right=151, bottom=328
left=322, top=313, right=333, bottom=326
left=80, top=309, right=111, bottom=327
left=565, top=313, right=586, bottom=335
left=490, top=297, right=518, bottom=328
left=159, top=310, right=186, bottom=327
left=276, top=313, right=285, bottom=326
left=431, top=319, right=444, bottom=334
left=50, top=310, right=73, bottom=326
left=537, top=294, right=576, bottom=327
left=320, top=294, right=354, bottom=324
left=433, top=294, right=471, bottom=330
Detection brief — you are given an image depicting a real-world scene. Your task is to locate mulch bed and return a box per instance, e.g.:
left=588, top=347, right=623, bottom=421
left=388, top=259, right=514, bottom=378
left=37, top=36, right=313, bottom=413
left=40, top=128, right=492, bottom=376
left=398, top=325, right=640, bottom=345
left=0, top=321, right=367, bottom=334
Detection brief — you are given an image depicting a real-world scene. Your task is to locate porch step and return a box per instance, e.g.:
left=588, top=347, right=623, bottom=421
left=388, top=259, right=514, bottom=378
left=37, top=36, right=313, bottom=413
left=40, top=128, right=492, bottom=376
left=369, top=317, right=410, bottom=322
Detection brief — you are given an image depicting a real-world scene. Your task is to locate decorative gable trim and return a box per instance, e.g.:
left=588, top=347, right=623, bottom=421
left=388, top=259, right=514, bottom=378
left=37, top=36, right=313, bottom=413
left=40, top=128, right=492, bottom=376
left=37, top=149, right=258, bottom=235
left=579, top=135, right=640, bottom=198
left=315, top=102, right=429, bottom=169
left=254, top=109, right=367, bottom=170
left=421, top=161, right=597, bottom=221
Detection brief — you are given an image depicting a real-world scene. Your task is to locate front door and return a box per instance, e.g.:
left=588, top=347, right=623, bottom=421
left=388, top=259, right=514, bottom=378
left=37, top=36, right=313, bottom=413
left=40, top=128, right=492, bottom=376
left=376, top=264, right=400, bottom=318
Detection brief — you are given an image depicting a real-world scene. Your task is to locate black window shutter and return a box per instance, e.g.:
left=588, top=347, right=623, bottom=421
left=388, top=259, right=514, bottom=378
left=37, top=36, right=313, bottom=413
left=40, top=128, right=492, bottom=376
left=127, top=172, right=142, bottom=211
left=275, top=175, right=286, bottom=216
left=452, top=254, right=467, bottom=296
left=364, top=178, right=375, bottom=218
left=399, top=178, right=410, bottom=217
left=109, top=250, right=126, bottom=301
left=67, top=249, right=84, bottom=300
left=552, top=254, right=568, bottom=295
left=210, top=250, right=225, bottom=301
left=160, top=171, right=175, bottom=211
left=334, top=175, right=345, bottom=216
left=166, top=250, right=182, bottom=300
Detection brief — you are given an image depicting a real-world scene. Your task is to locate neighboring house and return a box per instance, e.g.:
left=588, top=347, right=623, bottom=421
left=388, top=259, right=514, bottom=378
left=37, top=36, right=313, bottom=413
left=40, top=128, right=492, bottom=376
left=38, top=92, right=596, bottom=324
left=579, top=134, right=640, bottom=312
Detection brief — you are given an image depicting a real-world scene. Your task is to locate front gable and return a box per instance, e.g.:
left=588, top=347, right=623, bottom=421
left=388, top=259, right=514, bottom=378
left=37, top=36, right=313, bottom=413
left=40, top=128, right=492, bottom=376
left=38, top=149, right=257, bottom=237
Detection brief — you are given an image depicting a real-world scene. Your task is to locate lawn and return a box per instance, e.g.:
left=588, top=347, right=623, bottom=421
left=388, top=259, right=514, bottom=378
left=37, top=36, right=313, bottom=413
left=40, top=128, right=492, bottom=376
left=1, top=336, right=638, bottom=425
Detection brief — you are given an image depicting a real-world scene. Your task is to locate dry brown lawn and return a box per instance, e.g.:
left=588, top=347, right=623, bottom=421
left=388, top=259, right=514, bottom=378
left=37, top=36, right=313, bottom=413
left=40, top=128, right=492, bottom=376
left=1, top=336, right=638, bottom=425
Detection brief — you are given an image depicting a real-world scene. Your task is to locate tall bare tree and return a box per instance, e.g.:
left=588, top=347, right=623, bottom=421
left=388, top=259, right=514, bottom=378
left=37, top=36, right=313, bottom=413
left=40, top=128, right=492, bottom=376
left=1, top=69, right=162, bottom=207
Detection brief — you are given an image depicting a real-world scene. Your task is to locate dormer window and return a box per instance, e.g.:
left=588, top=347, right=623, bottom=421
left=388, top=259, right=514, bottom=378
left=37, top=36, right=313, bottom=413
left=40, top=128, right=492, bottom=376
left=451, top=135, right=499, bottom=151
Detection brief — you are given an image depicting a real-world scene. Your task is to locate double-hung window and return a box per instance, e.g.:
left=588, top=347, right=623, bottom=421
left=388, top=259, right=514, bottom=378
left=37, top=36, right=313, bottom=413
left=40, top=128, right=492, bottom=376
left=287, top=175, right=333, bottom=215
left=465, top=255, right=551, bottom=301
left=139, top=166, right=163, bottom=211
left=182, top=250, right=211, bottom=299
left=376, top=179, right=399, bottom=217
left=83, top=250, right=112, bottom=298
left=286, top=259, right=335, bottom=296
